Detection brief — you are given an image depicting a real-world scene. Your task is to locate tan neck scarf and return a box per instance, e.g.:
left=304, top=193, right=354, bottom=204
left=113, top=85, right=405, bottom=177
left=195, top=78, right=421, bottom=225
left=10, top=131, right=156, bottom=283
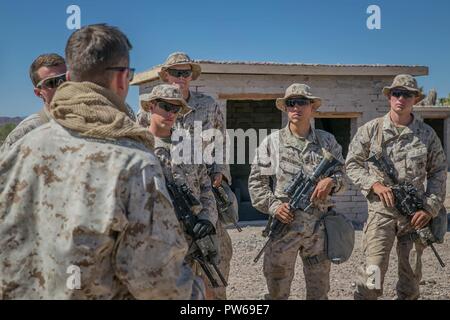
left=49, top=81, right=154, bottom=150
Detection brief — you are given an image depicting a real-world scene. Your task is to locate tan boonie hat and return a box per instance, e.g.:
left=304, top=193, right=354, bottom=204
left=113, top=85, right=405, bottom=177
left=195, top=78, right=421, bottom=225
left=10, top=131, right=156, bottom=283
left=276, top=83, right=322, bottom=112
left=158, top=52, right=202, bottom=82
left=140, top=84, right=191, bottom=115
left=382, top=74, right=425, bottom=101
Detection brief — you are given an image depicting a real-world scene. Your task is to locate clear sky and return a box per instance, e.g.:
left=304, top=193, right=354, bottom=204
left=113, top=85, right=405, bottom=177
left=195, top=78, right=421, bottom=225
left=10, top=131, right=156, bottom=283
left=0, top=0, right=449, bottom=117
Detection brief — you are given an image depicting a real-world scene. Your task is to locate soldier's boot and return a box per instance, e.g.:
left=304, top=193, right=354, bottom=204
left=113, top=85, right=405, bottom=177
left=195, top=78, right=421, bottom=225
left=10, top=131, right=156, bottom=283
left=302, top=255, right=331, bottom=300
left=395, top=236, right=425, bottom=300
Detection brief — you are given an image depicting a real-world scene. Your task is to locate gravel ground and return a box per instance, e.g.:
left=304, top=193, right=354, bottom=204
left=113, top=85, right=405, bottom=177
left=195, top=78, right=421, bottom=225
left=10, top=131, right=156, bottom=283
left=226, top=224, right=450, bottom=300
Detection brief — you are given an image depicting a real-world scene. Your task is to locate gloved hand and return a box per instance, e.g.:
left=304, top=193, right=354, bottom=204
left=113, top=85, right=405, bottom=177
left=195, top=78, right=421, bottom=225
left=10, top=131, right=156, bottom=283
left=193, top=220, right=215, bottom=239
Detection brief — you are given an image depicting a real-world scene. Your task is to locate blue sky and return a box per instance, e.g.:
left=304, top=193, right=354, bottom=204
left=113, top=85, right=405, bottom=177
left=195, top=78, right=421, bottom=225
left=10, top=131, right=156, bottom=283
left=0, top=0, right=449, bottom=117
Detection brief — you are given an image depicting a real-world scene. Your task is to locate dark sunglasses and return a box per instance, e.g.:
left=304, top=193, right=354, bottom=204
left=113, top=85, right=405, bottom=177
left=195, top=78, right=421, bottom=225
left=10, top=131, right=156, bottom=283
left=156, top=100, right=182, bottom=114
left=285, top=98, right=311, bottom=108
left=36, top=73, right=66, bottom=89
left=390, top=89, right=415, bottom=99
left=105, top=67, right=135, bottom=82
left=166, top=68, right=192, bottom=78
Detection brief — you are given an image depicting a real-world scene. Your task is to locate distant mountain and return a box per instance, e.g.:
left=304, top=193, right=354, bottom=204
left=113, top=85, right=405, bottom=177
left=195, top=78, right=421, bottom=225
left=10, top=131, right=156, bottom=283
left=0, top=117, right=25, bottom=126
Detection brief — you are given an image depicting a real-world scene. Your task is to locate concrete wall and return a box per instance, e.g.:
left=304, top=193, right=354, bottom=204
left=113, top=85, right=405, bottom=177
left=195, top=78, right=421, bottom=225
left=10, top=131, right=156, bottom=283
left=140, top=73, right=394, bottom=127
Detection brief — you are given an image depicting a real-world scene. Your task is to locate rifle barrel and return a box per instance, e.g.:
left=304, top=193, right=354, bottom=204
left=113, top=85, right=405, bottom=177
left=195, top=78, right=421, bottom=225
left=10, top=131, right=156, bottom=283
left=429, top=243, right=446, bottom=268
left=253, top=238, right=271, bottom=263
left=211, top=263, right=228, bottom=287
left=197, top=258, right=219, bottom=288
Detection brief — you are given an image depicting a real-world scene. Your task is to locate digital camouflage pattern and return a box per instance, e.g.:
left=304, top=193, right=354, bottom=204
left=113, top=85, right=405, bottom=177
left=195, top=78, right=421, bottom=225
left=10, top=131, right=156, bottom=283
left=248, top=125, right=348, bottom=299
left=154, top=136, right=218, bottom=226
left=158, top=52, right=202, bottom=82
left=137, top=81, right=234, bottom=299
left=1, top=109, right=49, bottom=150
left=0, top=121, right=196, bottom=300
left=173, top=91, right=231, bottom=184
left=275, top=83, right=322, bottom=112
left=263, top=211, right=330, bottom=300
left=346, top=113, right=446, bottom=218
left=211, top=220, right=233, bottom=299
left=346, top=112, right=447, bottom=300
left=136, top=109, right=151, bottom=128
left=140, top=84, right=191, bottom=116
left=249, top=125, right=347, bottom=216
left=179, top=91, right=233, bottom=299
left=154, top=136, right=219, bottom=298
left=382, top=74, right=424, bottom=100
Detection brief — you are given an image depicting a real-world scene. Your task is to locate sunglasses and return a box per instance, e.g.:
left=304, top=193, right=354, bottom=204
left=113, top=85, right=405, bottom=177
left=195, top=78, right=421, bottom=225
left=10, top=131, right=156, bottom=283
left=36, top=73, right=66, bottom=89
left=285, top=98, right=311, bottom=108
left=166, top=68, right=192, bottom=78
left=105, top=66, right=135, bottom=82
left=156, top=100, right=182, bottom=114
left=390, top=89, right=415, bottom=99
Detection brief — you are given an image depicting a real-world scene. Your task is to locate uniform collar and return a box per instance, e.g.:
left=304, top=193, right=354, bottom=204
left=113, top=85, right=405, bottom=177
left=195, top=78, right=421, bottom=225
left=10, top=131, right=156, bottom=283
left=186, top=90, right=197, bottom=104
left=183, top=90, right=196, bottom=114
left=280, top=123, right=318, bottom=148
left=382, top=112, right=421, bottom=141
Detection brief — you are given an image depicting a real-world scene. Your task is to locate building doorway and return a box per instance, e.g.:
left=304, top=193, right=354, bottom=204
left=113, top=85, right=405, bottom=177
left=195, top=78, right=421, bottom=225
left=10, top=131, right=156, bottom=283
left=424, top=118, right=445, bottom=148
left=227, top=100, right=282, bottom=221
left=314, top=118, right=352, bottom=158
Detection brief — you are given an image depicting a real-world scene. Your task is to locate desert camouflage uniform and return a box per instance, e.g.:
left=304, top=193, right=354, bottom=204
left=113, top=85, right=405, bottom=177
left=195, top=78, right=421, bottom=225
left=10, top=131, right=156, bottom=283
left=249, top=125, right=347, bottom=300
left=136, top=93, right=231, bottom=183
left=175, top=92, right=231, bottom=182
left=136, top=109, right=151, bottom=128
left=154, top=136, right=219, bottom=289
left=346, top=113, right=447, bottom=300
left=154, top=136, right=218, bottom=230
left=0, top=120, right=197, bottom=300
left=1, top=108, right=49, bottom=150
left=2, top=105, right=135, bottom=151
left=175, top=91, right=233, bottom=299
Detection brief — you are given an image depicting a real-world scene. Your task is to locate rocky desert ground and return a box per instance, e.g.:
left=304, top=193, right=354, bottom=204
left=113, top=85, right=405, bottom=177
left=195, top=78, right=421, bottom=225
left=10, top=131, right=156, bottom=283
left=226, top=225, right=450, bottom=300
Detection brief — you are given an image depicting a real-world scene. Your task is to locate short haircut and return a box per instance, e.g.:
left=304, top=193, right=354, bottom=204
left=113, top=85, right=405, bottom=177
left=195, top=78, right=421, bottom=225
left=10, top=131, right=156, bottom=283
left=29, top=53, right=66, bottom=86
left=65, top=24, right=132, bottom=87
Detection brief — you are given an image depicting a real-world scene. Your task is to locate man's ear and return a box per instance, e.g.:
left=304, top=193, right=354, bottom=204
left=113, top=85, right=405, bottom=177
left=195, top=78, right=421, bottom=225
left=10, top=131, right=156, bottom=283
left=66, top=71, right=71, bottom=81
left=141, top=101, right=154, bottom=113
left=117, top=69, right=128, bottom=91
left=34, top=88, right=42, bottom=98
left=110, top=70, right=128, bottom=96
left=415, top=95, right=423, bottom=104
left=148, top=101, right=156, bottom=113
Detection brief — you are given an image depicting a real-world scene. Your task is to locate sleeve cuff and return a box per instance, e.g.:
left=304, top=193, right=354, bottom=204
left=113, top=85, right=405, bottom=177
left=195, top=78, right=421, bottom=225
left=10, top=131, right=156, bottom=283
left=268, top=199, right=283, bottom=217
left=360, top=177, right=383, bottom=198
left=210, top=165, right=232, bottom=185
left=423, top=196, right=441, bottom=218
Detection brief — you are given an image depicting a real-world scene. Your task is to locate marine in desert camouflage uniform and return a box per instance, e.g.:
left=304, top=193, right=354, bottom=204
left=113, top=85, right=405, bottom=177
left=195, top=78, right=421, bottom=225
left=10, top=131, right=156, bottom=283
left=140, top=84, right=221, bottom=299
left=346, top=74, right=447, bottom=300
left=138, top=52, right=234, bottom=299
left=249, top=84, right=347, bottom=300
left=1, top=53, right=67, bottom=150
left=0, top=24, right=200, bottom=300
